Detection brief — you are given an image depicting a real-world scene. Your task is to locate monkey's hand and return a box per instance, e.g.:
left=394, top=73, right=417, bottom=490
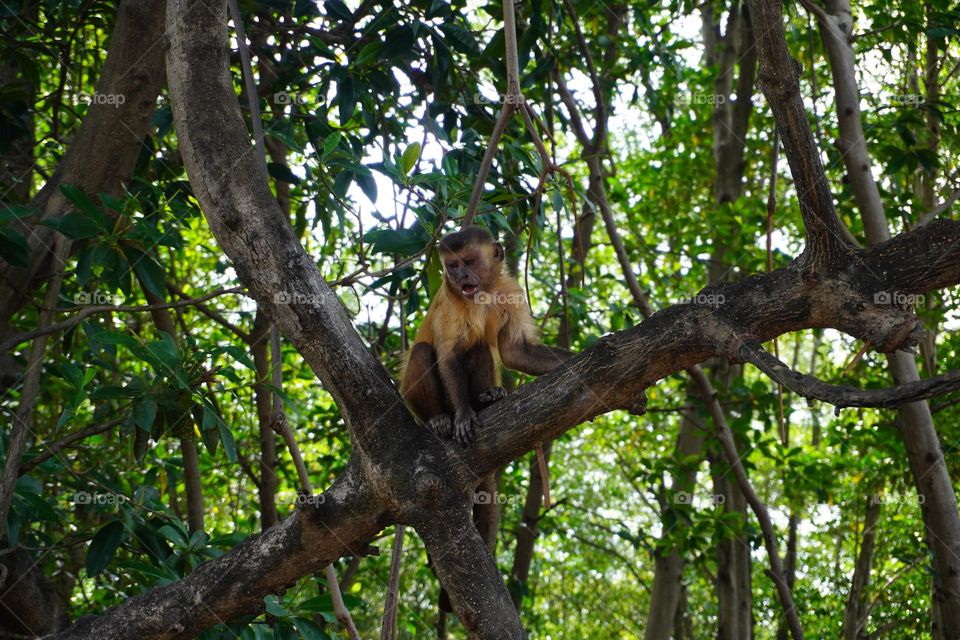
left=478, top=386, right=507, bottom=406
left=427, top=414, right=453, bottom=439
left=453, top=408, right=481, bottom=445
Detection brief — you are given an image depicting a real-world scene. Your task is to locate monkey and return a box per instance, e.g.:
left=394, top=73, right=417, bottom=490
left=400, top=225, right=573, bottom=615
left=400, top=225, right=572, bottom=445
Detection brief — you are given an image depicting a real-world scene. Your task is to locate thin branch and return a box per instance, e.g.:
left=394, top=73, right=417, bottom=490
left=796, top=0, right=829, bottom=26
left=687, top=366, right=805, bottom=640
left=918, top=185, right=960, bottom=226
left=228, top=0, right=266, bottom=167
left=271, top=415, right=360, bottom=640
left=0, top=287, right=244, bottom=353
left=740, top=342, right=960, bottom=408
left=380, top=525, right=405, bottom=640
left=559, top=0, right=607, bottom=147
left=19, top=418, right=124, bottom=476
left=168, top=283, right=251, bottom=342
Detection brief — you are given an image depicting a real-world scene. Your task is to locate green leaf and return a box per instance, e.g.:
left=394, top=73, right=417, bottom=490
left=134, top=253, right=166, bottom=298
left=292, top=618, right=332, bottom=640
left=158, top=524, right=189, bottom=548
left=363, top=227, right=427, bottom=256
left=60, top=184, right=111, bottom=232
left=218, top=345, right=256, bottom=370
left=337, top=76, right=357, bottom=124
left=0, top=226, right=29, bottom=267
left=87, top=328, right=140, bottom=348
left=400, top=142, right=421, bottom=176
left=217, top=420, right=237, bottom=463
left=438, top=23, right=479, bottom=55
left=144, top=333, right=181, bottom=373
left=202, top=402, right=218, bottom=431
left=92, top=384, right=146, bottom=400
left=264, top=594, right=290, bottom=618
left=321, top=132, right=342, bottom=159
left=0, top=204, right=40, bottom=224
left=354, top=171, right=377, bottom=201
left=323, top=0, right=352, bottom=22
left=133, top=397, right=157, bottom=431
left=40, top=213, right=104, bottom=240
left=86, top=520, right=125, bottom=576
left=267, top=162, right=303, bottom=185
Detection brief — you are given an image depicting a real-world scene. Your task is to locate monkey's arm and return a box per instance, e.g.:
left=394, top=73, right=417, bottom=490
left=500, top=336, right=572, bottom=376
left=438, top=352, right=481, bottom=444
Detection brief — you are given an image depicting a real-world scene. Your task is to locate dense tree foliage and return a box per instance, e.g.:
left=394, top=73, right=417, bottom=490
left=1, top=0, right=959, bottom=638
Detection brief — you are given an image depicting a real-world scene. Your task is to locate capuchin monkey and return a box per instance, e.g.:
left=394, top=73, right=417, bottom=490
left=400, top=225, right=572, bottom=613
left=400, top=225, right=571, bottom=444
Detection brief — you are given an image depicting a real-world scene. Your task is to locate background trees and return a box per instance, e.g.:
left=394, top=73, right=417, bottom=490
left=1, top=0, right=959, bottom=638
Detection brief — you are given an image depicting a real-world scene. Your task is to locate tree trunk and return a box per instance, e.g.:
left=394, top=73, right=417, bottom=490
left=842, top=494, right=880, bottom=640
left=644, top=413, right=704, bottom=639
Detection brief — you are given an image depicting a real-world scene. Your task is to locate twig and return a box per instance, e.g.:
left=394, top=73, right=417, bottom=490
left=0, top=236, right=72, bottom=531
left=380, top=525, right=405, bottom=640
left=0, top=287, right=244, bottom=353
left=228, top=0, right=266, bottom=167
left=19, top=418, right=124, bottom=475
left=271, top=415, right=360, bottom=640
left=687, top=366, right=805, bottom=640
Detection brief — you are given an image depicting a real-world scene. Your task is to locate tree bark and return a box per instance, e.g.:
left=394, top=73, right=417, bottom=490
left=252, top=311, right=280, bottom=528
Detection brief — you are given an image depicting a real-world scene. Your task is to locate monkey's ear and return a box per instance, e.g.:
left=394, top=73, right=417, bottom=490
left=492, top=242, right=505, bottom=262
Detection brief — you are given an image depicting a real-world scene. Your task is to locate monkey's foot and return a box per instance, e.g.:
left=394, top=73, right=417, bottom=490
left=478, top=386, right=507, bottom=405
left=427, top=414, right=453, bottom=439
left=453, top=409, right=481, bottom=445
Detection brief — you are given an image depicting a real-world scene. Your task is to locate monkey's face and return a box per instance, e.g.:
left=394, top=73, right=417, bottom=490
left=442, top=243, right=503, bottom=300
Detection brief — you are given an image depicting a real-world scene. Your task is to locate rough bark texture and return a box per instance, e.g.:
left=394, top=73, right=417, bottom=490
left=0, top=0, right=167, bottom=333
left=252, top=311, right=280, bottom=529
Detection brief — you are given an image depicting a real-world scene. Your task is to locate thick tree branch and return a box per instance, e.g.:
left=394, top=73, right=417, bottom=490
left=50, top=465, right=385, bottom=640
left=745, top=0, right=852, bottom=265
left=166, top=0, right=409, bottom=455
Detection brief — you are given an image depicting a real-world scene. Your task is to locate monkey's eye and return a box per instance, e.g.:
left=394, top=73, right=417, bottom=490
left=463, top=259, right=474, bottom=267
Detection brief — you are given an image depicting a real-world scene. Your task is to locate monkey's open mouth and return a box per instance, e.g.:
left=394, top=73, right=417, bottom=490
left=462, top=284, right=478, bottom=296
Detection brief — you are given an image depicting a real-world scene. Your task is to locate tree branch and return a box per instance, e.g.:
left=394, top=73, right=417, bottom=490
left=740, top=342, right=960, bottom=409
